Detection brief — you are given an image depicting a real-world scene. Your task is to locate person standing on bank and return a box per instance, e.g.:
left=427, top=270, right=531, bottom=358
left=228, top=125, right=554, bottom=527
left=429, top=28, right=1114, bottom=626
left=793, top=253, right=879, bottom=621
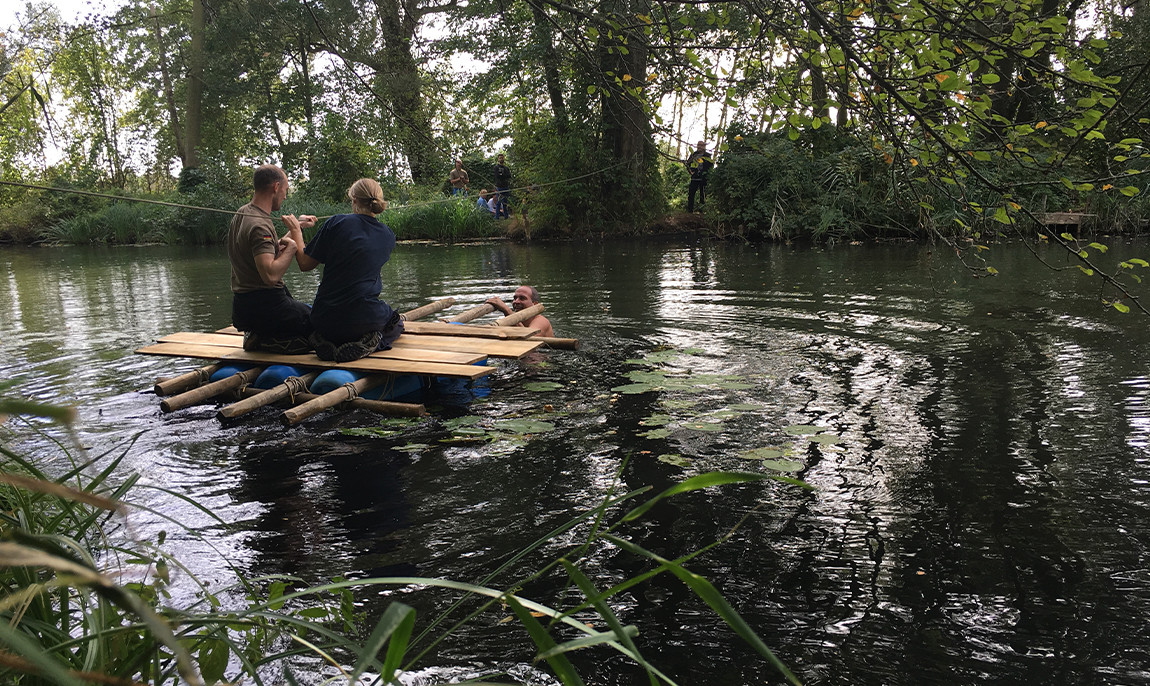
left=685, top=140, right=713, bottom=213
left=449, top=159, right=469, bottom=196
left=228, top=164, right=317, bottom=354
left=292, top=178, right=404, bottom=363
left=493, top=153, right=512, bottom=219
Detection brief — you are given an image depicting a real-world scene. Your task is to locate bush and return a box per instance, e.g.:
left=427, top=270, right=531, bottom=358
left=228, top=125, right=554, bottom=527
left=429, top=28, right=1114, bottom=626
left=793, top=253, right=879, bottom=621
left=0, top=196, right=52, bottom=243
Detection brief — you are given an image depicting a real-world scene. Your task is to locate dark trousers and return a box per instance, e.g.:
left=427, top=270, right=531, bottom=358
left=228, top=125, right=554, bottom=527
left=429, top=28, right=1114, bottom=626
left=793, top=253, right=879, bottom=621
left=232, top=287, right=312, bottom=338
left=687, top=178, right=707, bottom=213
left=495, top=187, right=510, bottom=218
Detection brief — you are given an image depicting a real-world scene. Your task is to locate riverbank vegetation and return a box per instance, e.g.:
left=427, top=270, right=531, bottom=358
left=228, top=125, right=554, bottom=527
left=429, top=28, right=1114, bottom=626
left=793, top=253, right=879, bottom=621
left=0, top=392, right=807, bottom=684
left=2, top=0, right=1149, bottom=247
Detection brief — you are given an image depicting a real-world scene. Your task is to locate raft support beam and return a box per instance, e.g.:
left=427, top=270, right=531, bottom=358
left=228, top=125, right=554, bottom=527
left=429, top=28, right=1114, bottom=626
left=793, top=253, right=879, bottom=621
left=217, top=371, right=320, bottom=421
left=160, top=366, right=266, bottom=413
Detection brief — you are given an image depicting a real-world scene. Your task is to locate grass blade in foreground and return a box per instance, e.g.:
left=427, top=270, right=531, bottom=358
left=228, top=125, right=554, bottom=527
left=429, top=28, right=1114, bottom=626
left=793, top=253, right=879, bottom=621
left=604, top=534, right=802, bottom=686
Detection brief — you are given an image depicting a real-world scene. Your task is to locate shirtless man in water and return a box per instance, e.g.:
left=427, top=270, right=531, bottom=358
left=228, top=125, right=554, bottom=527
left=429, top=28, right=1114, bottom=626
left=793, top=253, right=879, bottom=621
left=487, top=285, right=554, bottom=337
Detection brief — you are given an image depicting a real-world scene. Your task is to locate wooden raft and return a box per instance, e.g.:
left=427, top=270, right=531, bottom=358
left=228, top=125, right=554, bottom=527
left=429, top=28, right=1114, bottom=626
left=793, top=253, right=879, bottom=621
left=137, top=297, right=575, bottom=425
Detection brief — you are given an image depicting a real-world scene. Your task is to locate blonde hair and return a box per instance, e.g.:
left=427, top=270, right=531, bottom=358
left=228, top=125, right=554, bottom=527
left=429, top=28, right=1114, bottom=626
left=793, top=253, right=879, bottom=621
left=347, top=178, right=387, bottom=215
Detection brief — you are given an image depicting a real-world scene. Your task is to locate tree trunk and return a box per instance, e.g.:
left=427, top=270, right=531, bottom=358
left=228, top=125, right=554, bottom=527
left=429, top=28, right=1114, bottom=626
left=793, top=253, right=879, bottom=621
left=597, top=0, right=656, bottom=225
left=528, top=0, right=568, bottom=131
left=372, top=0, right=442, bottom=183
left=151, top=9, right=186, bottom=166
left=185, top=0, right=205, bottom=169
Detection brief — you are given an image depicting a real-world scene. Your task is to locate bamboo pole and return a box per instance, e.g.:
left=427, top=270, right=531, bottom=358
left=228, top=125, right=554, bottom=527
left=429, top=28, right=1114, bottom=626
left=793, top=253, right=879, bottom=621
left=281, top=375, right=388, bottom=426
left=236, top=386, right=426, bottom=417
left=493, top=304, right=544, bottom=327
left=400, top=297, right=455, bottom=322
left=443, top=303, right=495, bottom=323
left=217, top=371, right=319, bottom=421
left=538, top=336, right=579, bottom=350
left=161, top=366, right=265, bottom=413
left=154, top=362, right=224, bottom=396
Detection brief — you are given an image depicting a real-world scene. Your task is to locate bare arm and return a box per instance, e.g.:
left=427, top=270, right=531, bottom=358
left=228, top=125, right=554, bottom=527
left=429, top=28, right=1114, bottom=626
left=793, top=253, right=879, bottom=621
left=254, top=236, right=298, bottom=286
left=486, top=296, right=512, bottom=315
left=283, top=214, right=320, bottom=272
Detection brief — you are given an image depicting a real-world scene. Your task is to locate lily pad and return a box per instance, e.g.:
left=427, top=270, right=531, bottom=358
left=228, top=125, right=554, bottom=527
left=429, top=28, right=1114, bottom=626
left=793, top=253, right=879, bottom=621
left=810, top=434, right=845, bottom=445
left=453, top=426, right=488, bottom=436
left=626, top=370, right=668, bottom=383
left=444, top=416, right=482, bottom=430
left=762, top=459, right=805, bottom=472
left=611, top=382, right=659, bottom=394
left=729, top=403, right=761, bottom=411
left=494, top=419, right=556, bottom=434
left=657, top=454, right=691, bottom=467
left=641, top=428, right=672, bottom=439
left=339, top=427, right=400, bottom=437
left=394, top=443, right=430, bottom=453
left=783, top=424, right=823, bottom=435
left=739, top=447, right=784, bottom=460
left=661, top=399, right=698, bottom=409
left=523, top=381, right=564, bottom=392
left=684, top=422, right=724, bottom=433
left=639, top=414, right=672, bottom=427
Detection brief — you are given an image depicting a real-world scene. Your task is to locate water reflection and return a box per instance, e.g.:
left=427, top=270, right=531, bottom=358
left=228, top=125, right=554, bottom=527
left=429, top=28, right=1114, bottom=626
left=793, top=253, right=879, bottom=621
left=2, top=241, right=1150, bottom=684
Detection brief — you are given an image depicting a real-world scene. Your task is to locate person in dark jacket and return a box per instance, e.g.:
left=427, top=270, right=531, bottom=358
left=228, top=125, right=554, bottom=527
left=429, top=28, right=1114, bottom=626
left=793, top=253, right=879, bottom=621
left=685, top=141, right=713, bottom=213
left=493, top=154, right=512, bottom=219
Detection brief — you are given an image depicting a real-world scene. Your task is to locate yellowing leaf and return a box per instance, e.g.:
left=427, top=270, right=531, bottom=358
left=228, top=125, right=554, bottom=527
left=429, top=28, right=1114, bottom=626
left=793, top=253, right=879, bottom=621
left=1035, top=121, right=1048, bottom=128
left=910, top=158, right=919, bottom=166
left=883, top=152, right=893, bottom=164
left=1009, top=202, right=1020, bottom=210
left=622, top=74, right=632, bottom=81
left=1103, top=184, right=1113, bottom=191
left=848, top=7, right=864, bottom=19
left=934, top=74, right=948, bottom=83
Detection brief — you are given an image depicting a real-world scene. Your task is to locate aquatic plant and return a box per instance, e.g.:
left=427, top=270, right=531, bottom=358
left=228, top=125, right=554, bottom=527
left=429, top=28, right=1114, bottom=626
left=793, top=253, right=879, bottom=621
left=0, top=392, right=808, bottom=685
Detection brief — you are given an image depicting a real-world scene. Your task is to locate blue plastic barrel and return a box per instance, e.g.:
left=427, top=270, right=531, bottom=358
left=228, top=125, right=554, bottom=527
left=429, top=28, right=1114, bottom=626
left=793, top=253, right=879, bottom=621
left=253, top=365, right=303, bottom=389
left=209, top=363, right=256, bottom=382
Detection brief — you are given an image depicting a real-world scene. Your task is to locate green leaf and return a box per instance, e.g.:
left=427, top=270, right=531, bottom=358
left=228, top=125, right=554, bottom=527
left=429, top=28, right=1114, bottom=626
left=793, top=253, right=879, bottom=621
left=1121, top=186, right=1141, bottom=197
left=198, top=639, right=229, bottom=684
left=1113, top=301, right=1131, bottom=313
left=783, top=424, right=822, bottom=435
left=657, top=454, right=691, bottom=466
left=524, top=381, right=564, bottom=392
left=351, top=602, right=416, bottom=684
left=980, top=73, right=1001, bottom=84
left=505, top=594, right=586, bottom=685
left=493, top=419, right=556, bottom=434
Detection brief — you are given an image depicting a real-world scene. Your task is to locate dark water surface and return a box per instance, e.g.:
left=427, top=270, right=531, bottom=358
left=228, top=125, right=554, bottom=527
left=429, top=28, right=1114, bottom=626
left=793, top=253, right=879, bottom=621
left=3, top=240, right=1150, bottom=685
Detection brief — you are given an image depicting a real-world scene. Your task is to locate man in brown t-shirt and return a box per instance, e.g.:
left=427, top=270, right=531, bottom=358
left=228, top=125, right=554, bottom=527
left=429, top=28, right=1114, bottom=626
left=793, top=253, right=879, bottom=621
left=228, top=164, right=317, bottom=352
left=448, top=159, right=469, bottom=196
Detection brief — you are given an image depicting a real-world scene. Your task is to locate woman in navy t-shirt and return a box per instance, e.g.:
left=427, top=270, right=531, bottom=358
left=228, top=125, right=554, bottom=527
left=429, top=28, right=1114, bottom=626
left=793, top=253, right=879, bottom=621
left=295, top=178, right=404, bottom=362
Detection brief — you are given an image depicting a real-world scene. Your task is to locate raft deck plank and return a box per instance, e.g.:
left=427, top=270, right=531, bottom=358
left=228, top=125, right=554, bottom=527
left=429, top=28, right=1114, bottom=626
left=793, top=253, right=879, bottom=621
left=135, top=343, right=492, bottom=379
left=216, top=323, right=540, bottom=340
left=211, top=327, right=543, bottom=358
left=158, top=332, right=485, bottom=365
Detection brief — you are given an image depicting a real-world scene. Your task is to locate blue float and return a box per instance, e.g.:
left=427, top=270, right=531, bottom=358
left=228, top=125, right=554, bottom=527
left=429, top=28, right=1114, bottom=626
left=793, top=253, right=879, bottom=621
left=209, top=363, right=256, bottom=382
left=253, top=365, right=303, bottom=389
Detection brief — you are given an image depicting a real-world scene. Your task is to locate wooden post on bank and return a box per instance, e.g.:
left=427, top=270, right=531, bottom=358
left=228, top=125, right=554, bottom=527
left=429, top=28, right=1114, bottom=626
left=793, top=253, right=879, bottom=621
left=401, top=298, right=455, bottom=322
left=281, top=374, right=388, bottom=426
left=217, top=371, right=320, bottom=421
left=161, top=366, right=266, bottom=413
left=154, top=362, right=224, bottom=396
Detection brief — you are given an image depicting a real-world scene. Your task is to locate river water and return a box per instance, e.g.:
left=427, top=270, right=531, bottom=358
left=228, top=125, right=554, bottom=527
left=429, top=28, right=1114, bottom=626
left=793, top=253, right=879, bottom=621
left=2, top=239, right=1149, bottom=685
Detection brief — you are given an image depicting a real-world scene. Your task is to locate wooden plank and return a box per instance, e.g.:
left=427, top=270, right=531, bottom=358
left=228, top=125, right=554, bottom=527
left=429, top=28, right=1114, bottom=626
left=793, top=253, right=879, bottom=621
left=158, top=332, right=485, bottom=364
left=217, top=321, right=540, bottom=340
left=135, top=343, right=491, bottom=379
left=389, top=334, right=542, bottom=358
left=399, top=320, right=541, bottom=339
